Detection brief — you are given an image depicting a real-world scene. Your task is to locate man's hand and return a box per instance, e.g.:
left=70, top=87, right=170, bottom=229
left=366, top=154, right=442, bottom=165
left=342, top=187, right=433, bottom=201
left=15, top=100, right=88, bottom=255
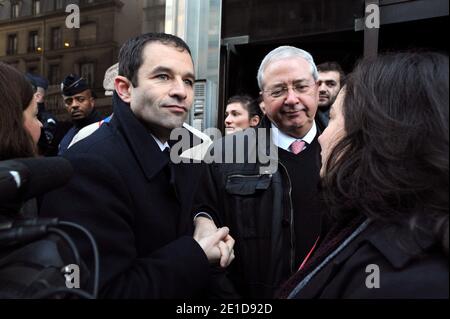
left=194, top=216, right=219, bottom=237
left=194, top=217, right=235, bottom=268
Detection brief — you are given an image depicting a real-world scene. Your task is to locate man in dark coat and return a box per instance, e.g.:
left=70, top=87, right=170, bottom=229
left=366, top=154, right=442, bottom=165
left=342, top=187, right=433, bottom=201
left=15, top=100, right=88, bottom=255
left=315, top=62, right=345, bottom=132
left=40, top=33, right=234, bottom=298
left=58, top=74, right=101, bottom=155
left=193, top=46, right=324, bottom=298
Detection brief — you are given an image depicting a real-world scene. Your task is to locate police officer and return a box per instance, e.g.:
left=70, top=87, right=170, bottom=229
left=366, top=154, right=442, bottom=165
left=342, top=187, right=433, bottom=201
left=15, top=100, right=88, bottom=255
left=59, top=74, right=101, bottom=155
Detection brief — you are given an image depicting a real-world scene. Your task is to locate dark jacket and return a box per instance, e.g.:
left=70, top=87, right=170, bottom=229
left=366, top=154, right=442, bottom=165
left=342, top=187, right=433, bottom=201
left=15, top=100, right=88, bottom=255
left=37, top=102, right=59, bottom=156
left=58, top=109, right=102, bottom=155
left=40, top=93, right=211, bottom=298
left=288, top=220, right=449, bottom=299
left=193, top=117, right=323, bottom=298
left=315, top=107, right=330, bottom=133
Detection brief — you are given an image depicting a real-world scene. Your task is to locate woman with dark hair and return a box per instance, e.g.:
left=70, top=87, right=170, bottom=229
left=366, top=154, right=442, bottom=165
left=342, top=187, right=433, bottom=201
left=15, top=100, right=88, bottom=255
left=280, top=52, right=449, bottom=299
left=0, top=62, right=42, bottom=161
left=0, top=62, right=42, bottom=220
left=224, top=95, right=263, bottom=134
left=0, top=63, right=86, bottom=299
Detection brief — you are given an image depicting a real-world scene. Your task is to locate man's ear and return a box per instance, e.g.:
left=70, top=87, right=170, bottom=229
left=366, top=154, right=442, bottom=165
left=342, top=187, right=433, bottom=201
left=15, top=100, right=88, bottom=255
left=250, top=115, right=261, bottom=127
left=115, top=76, right=133, bottom=103
left=258, top=92, right=266, bottom=114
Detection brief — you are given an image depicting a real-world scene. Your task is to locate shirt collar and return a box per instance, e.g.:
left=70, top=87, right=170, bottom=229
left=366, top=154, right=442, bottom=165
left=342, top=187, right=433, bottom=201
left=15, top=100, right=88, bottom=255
left=271, top=121, right=317, bottom=152
left=151, top=134, right=170, bottom=151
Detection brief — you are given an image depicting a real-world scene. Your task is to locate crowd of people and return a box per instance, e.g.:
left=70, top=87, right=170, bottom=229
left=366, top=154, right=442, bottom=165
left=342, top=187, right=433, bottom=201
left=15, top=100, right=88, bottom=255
left=0, top=32, right=448, bottom=299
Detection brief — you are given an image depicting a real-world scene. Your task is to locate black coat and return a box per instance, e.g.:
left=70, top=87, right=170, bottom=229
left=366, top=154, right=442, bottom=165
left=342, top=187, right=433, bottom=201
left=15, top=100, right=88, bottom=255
left=40, top=93, right=210, bottom=298
left=288, top=220, right=449, bottom=299
left=193, top=117, right=323, bottom=298
left=58, top=109, right=102, bottom=155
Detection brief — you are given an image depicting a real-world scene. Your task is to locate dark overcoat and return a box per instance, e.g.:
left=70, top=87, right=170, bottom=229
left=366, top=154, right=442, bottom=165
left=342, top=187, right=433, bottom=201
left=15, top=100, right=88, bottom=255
left=40, top=93, right=210, bottom=298
left=288, top=220, right=449, bottom=299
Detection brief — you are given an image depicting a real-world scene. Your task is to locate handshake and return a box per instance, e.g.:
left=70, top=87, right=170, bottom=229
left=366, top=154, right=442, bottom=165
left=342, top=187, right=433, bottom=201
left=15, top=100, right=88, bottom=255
left=193, top=216, right=235, bottom=268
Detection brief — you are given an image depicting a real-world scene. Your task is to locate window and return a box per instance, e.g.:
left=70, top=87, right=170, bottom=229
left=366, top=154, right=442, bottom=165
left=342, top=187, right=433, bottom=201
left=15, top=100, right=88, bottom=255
left=55, top=0, right=63, bottom=10
left=51, top=27, right=62, bottom=49
left=28, top=31, right=39, bottom=52
left=11, top=3, right=20, bottom=18
left=80, top=63, right=95, bottom=87
left=48, top=64, right=60, bottom=85
left=7, top=34, right=18, bottom=55
left=32, top=0, right=41, bottom=15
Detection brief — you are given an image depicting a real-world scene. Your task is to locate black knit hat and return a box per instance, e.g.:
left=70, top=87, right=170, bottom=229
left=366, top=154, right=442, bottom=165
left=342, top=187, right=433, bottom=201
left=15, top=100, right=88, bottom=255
left=61, top=74, right=89, bottom=96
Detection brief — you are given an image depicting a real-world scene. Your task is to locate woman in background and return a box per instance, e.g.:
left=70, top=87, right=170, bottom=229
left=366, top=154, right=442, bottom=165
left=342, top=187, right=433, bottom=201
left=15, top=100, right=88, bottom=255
left=0, top=63, right=86, bottom=299
left=280, top=52, right=449, bottom=299
left=0, top=62, right=42, bottom=161
left=0, top=62, right=43, bottom=220
left=224, top=95, right=263, bottom=135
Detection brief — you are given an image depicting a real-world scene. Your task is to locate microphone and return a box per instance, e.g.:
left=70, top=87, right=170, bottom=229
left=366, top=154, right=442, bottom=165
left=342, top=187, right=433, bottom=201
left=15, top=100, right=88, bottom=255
left=0, top=157, right=73, bottom=203
left=0, top=218, right=59, bottom=230
left=0, top=225, right=49, bottom=247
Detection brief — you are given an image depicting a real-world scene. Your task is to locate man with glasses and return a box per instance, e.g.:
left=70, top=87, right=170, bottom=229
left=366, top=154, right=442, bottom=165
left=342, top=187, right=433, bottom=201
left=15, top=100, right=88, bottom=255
left=193, top=46, right=324, bottom=298
left=58, top=74, right=101, bottom=154
left=41, top=34, right=235, bottom=298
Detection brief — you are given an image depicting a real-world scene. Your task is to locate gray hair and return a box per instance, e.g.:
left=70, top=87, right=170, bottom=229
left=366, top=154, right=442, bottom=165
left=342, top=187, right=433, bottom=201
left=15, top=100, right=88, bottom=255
left=257, top=46, right=319, bottom=90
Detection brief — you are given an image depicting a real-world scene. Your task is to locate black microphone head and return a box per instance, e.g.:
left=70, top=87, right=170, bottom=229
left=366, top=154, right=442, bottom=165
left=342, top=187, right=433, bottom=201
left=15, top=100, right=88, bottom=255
left=0, top=157, right=73, bottom=203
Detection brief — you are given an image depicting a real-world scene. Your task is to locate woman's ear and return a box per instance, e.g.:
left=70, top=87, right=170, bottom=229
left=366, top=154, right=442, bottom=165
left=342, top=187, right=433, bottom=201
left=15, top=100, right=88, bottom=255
left=114, top=76, right=133, bottom=103
left=250, top=115, right=261, bottom=127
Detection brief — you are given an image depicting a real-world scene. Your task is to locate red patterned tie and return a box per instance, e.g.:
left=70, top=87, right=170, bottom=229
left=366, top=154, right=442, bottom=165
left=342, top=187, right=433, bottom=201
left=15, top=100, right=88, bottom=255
left=290, top=140, right=305, bottom=155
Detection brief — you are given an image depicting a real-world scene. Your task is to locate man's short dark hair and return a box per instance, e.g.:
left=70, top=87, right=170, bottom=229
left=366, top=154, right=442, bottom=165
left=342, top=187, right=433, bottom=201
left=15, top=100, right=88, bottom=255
left=118, top=33, right=192, bottom=87
left=317, top=61, right=346, bottom=87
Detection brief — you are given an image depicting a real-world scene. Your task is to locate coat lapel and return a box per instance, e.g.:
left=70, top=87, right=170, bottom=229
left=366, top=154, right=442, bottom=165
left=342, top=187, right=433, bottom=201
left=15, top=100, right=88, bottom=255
left=112, top=92, right=169, bottom=181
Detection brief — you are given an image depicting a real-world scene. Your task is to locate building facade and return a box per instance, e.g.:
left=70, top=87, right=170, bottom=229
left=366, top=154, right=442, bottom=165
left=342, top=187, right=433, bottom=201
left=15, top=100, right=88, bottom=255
left=0, top=0, right=447, bottom=127
left=218, top=0, right=448, bottom=130
left=0, top=0, right=144, bottom=120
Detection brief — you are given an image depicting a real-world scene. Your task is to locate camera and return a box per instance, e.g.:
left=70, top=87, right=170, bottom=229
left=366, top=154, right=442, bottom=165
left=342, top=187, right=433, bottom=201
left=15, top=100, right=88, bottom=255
left=0, top=157, right=98, bottom=299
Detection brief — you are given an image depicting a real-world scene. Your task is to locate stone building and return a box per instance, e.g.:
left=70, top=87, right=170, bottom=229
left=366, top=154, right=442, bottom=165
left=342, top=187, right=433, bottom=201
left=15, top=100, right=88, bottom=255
left=0, top=0, right=153, bottom=120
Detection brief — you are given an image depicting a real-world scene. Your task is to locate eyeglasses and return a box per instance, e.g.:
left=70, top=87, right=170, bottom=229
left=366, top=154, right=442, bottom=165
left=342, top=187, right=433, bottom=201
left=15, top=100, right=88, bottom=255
left=263, top=82, right=316, bottom=99
left=64, top=95, right=88, bottom=106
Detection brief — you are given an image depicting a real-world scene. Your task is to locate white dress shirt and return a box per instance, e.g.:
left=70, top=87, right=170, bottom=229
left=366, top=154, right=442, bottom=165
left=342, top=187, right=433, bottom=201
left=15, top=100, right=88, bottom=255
left=151, top=134, right=170, bottom=151
left=271, top=122, right=317, bottom=153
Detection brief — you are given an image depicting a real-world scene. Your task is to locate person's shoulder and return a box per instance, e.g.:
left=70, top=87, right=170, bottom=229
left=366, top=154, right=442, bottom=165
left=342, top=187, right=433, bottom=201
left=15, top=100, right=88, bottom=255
left=340, top=222, right=448, bottom=298
left=68, top=122, right=102, bottom=148
left=364, top=221, right=445, bottom=267
left=64, top=123, right=127, bottom=161
left=344, top=244, right=448, bottom=298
